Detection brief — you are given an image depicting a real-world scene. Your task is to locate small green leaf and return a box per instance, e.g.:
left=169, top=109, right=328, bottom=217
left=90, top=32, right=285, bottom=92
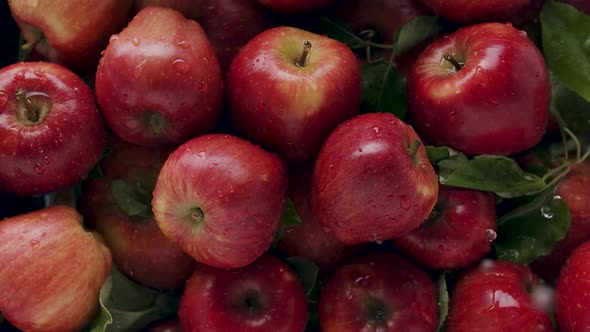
left=82, top=275, right=113, bottom=332
left=281, top=198, right=302, bottom=228
left=541, top=1, right=590, bottom=102
left=495, top=192, right=571, bottom=264
left=394, top=16, right=445, bottom=56
left=361, top=61, right=407, bottom=118
left=89, top=164, right=105, bottom=180
left=111, top=179, right=149, bottom=217
left=441, top=156, right=546, bottom=197
left=552, top=75, right=590, bottom=135
left=286, top=257, right=320, bottom=301
left=437, top=272, right=450, bottom=332
left=426, top=146, right=453, bottom=164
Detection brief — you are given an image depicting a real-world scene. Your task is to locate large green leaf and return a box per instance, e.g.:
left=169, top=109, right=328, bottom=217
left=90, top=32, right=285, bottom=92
left=361, top=61, right=407, bottom=119
left=541, top=1, right=590, bottom=102
left=394, top=16, right=445, bottom=56
left=495, top=192, right=571, bottom=264
left=551, top=75, right=590, bottom=135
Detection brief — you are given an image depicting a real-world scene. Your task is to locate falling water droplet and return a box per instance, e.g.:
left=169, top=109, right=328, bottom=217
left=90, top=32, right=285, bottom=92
left=485, top=229, right=497, bottom=242
left=173, top=59, right=190, bottom=73
left=132, top=37, right=140, bottom=46
left=33, top=163, right=46, bottom=174
left=399, top=195, right=411, bottom=210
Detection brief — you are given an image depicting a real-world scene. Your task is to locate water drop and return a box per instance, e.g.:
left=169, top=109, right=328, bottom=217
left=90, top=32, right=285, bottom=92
left=132, top=37, right=140, bottom=46
left=132, top=59, right=147, bottom=79
left=541, top=205, right=554, bottom=219
left=474, top=65, right=484, bottom=78
left=176, top=40, right=189, bottom=48
left=328, top=164, right=334, bottom=170
left=197, top=151, right=206, bottom=158
left=372, top=126, right=381, bottom=133
left=33, top=163, right=46, bottom=174
left=485, top=229, right=497, bottom=242
left=13, top=168, right=22, bottom=175
left=15, top=71, right=25, bottom=80
left=33, top=71, right=46, bottom=79
left=505, top=22, right=513, bottom=27
left=109, top=34, right=119, bottom=43
left=30, top=239, right=40, bottom=249
left=519, top=30, right=528, bottom=37
left=399, top=195, right=411, bottom=210
left=585, top=38, right=590, bottom=48
left=257, top=101, right=266, bottom=112
left=357, top=147, right=363, bottom=152
left=42, top=156, right=50, bottom=164
left=173, top=59, right=190, bottom=73
left=40, top=213, right=48, bottom=220
left=449, top=110, right=457, bottom=117
left=121, top=94, right=128, bottom=102
left=199, top=81, right=208, bottom=92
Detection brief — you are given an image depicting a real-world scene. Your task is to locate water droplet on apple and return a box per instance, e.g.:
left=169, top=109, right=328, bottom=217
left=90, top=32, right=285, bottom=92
left=449, top=110, right=457, bottom=117
left=40, top=213, right=48, bottom=220
left=109, top=34, right=119, bottom=43
left=176, top=40, right=189, bottom=48
left=484, top=229, right=497, bottom=242
left=13, top=168, right=22, bottom=175
left=168, top=60, right=190, bottom=77
left=357, top=147, right=363, bottom=152
left=132, top=37, right=140, bottom=46
left=121, top=94, right=128, bottom=102
left=505, top=22, right=513, bottom=27
left=519, top=30, right=528, bottom=37
left=33, top=163, right=46, bottom=174
left=14, top=71, right=25, bottom=81
left=33, top=71, right=46, bottom=79
left=29, top=239, right=40, bottom=249
left=257, top=101, right=266, bottom=112
left=197, top=151, right=206, bottom=159
left=372, top=126, right=380, bottom=133
left=541, top=205, right=554, bottom=219
left=132, top=59, right=147, bottom=80
left=399, top=195, right=411, bottom=210
left=199, top=81, right=208, bottom=92
left=42, top=156, right=50, bottom=164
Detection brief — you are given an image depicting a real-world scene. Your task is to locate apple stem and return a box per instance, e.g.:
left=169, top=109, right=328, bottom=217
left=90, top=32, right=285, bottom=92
left=443, top=53, right=463, bottom=71
left=295, top=41, right=312, bottom=67
left=408, top=139, right=422, bottom=163
left=15, top=88, right=39, bottom=123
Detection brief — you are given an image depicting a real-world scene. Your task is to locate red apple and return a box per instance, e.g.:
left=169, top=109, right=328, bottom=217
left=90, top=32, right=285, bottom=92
left=255, top=0, right=336, bottom=13
left=95, top=6, right=223, bottom=146
left=131, top=0, right=194, bottom=16
left=8, top=0, right=133, bottom=72
left=393, top=186, right=497, bottom=270
left=446, top=260, right=553, bottom=332
left=555, top=239, right=590, bottom=331
left=311, top=112, right=439, bottom=244
left=419, top=0, right=543, bottom=25
left=152, top=134, right=287, bottom=269
left=227, top=26, right=361, bottom=162
left=276, top=168, right=359, bottom=271
left=192, top=0, right=277, bottom=73
left=81, top=138, right=195, bottom=290
left=0, top=205, right=112, bottom=332
left=532, top=161, right=590, bottom=282
left=319, top=252, right=438, bottom=331
left=0, top=62, right=106, bottom=196
left=407, top=22, right=550, bottom=156
left=178, top=255, right=309, bottom=332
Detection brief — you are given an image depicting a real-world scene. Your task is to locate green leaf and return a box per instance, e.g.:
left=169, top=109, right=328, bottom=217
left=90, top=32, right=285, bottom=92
left=495, top=192, right=571, bottom=264
left=437, top=272, right=450, bottom=332
left=281, top=198, right=302, bottom=228
left=552, top=75, right=590, bottom=135
left=394, top=16, right=445, bottom=56
left=426, top=146, right=458, bottom=164
left=305, top=303, right=321, bottom=332
left=111, top=179, right=149, bottom=217
left=361, top=61, right=407, bottom=118
left=83, top=275, right=113, bottom=332
left=541, top=1, right=590, bottom=102
left=286, top=257, right=320, bottom=301
left=441, top=156, right=546, bottom=197
left=89, top=163, right=105, bottom=180
left=437, top=153, right=468, bottom=180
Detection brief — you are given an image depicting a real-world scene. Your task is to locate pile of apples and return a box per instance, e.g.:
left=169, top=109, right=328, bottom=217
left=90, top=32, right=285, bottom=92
left=0, top=0, right=589, bottom=331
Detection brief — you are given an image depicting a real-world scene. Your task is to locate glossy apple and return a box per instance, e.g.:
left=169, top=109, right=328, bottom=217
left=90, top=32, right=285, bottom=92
left=532, top=161, right=590, bottom=282
left=8, top=0, right=132, bottom=72
left=555, top=239, right=590, bottom=331
left=311, top=113, right=438, bottom=244
left=95, top=6, right=223, bottom=146
left=179, top=255, right=309, bottom=332
left=0, top=62, right=106, bottom=196
left=393, top=186, right=497, bottom=270
left=81, top=138, right=195, bottom=290
left=407, top=22, right=550, bottom=156
left=419, top=0, right=543, bottom=25
left=319, top=252, right=438, bottom=331
left=152, top=134, right=287, bottom=269
left=131, top=0, right=194, bottom=16
left=227, top=26, right=361, bottom=162
left=255, top=0, right=336, bottom=13
left=276, top=168, right=358, bottom=271
left=0, top=205, right=112, bottom=332
left=446, top=260, right=553, bottom=332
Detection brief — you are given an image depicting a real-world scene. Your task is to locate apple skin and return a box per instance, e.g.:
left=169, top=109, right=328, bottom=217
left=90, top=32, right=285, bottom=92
left=8, top=0, right=133, bottom=73
left=555, top=240, right=590, bottom=331
left=255, top=0, right=336, bottom=13
left=152, top=134, right=287, bottom=269
left=311, top=112, right=439, bottom=244
left=419, top=0, right=543, bottom=25
left=531, top=161, right=590, bottom=282
left=393, top=186, right=497, bottom=270
left=319, top=252, right=438, bottom=332
left=178, top=255, right=309, bottom=332
left=81, top=138, right=195, bottom=290
left=131, top=0, right=194, bottom=16
left=0, top=205, right=112, bottom=332
left=95, top=6, right=223, bottom=147
left=446, top=260, right=553, bottom=332
left=407, top=22, right=550, bottom=156
left=0, top=62, right=106, bottom=196
left=227, top=26, right=361, bottom=162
